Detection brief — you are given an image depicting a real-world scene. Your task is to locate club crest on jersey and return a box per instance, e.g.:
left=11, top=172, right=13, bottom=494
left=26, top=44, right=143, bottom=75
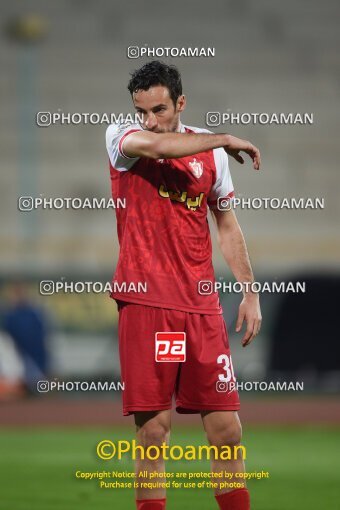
left=189, top=158, right=204, bottom=178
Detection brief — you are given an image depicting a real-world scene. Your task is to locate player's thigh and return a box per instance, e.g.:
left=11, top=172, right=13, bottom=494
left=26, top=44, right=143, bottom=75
left=176, top=313, right=240, bottom=412
left=118, top=302, right=185, bottom=413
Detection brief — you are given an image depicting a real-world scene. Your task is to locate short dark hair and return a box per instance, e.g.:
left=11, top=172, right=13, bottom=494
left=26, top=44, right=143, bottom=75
left=127, top=60, right=182, bottom=106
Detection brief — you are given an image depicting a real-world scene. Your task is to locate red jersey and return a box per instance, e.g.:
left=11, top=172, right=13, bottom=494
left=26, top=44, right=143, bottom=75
left=105, top=122, right=235, bottom=314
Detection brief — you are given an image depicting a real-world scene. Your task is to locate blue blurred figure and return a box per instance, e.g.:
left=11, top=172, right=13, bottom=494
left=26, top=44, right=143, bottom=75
left=2, top=282, right=50, bottom=393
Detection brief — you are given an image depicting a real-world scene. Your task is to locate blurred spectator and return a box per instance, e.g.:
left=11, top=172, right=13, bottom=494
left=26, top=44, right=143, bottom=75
left=1, top=281, right=50, bottom=395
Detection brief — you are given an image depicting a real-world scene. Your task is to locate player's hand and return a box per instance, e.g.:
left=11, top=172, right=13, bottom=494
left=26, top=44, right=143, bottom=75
left=224, top=135, right=261, bottom=170
left=236, top=293, right=262, bottom=347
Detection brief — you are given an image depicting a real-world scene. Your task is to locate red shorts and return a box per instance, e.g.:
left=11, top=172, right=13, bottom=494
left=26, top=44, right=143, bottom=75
left=117, top=302, right=240, bottom=416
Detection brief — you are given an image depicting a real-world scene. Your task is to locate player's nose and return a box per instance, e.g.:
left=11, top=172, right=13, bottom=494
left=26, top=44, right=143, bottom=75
left=145, top=113, right=157, bottom=130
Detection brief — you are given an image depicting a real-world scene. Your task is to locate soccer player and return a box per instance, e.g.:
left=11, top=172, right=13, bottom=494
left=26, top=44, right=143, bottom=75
left=106, top=61, right=262, bottom=510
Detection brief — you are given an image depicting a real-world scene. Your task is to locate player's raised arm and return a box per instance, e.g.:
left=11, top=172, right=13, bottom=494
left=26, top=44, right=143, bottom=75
left=123, top=130, right=261, bottom=170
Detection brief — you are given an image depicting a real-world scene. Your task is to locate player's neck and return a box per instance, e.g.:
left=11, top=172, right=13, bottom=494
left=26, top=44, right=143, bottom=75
left=175, top=120, right=183, bottom=133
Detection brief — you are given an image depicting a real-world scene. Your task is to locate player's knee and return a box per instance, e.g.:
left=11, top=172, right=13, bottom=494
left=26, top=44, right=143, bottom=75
left=206, top=419, right=242, bottom=448
left=138, top=421, right=170, bottom=448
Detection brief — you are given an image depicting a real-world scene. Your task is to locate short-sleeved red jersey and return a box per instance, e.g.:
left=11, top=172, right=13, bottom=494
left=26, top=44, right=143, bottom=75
left=106, top=122, right=234, bottom=314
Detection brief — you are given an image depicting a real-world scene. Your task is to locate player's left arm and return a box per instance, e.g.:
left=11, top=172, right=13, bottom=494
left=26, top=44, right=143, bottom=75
left=212, top=208, right=262, bottom=346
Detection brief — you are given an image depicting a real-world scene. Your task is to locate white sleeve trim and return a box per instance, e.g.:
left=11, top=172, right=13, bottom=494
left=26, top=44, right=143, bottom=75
left=208, top=147, right=234, bottom=208
left=105, top=123, right=141, bottom=172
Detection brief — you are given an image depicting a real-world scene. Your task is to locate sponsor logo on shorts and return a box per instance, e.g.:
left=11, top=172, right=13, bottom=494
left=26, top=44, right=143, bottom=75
left=155, top=332, right=186, bottom=362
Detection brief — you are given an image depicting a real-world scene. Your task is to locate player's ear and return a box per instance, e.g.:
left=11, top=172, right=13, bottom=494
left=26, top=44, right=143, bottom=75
left=176, top=95, right=186, bottom=113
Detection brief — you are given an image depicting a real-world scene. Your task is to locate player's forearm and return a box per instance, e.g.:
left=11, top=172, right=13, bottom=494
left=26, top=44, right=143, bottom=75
left=217, top=222, right=255, bottom=294
left=154, top=132, right=231, bottom=159
left=123, top=131, right=231, bottom=159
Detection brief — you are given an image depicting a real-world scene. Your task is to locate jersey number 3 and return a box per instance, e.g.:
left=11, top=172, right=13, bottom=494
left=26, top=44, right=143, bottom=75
left=217, top=354, right=236, bottom=383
